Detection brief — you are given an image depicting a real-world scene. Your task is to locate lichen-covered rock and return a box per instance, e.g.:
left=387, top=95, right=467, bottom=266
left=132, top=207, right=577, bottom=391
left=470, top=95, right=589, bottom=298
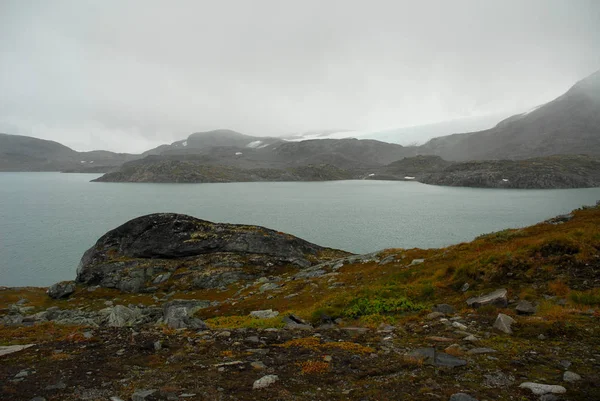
left=74, top=213, right=348, bottom=292
left=47, top=281, right=76, bottom=299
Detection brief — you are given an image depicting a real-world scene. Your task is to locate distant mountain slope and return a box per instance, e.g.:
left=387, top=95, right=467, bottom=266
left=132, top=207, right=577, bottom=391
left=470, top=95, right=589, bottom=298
left=143, top=129, right=283, bottom=156
left=0, top=133, right=138, bottom=172
left=419, top=70, right=600, bottom=160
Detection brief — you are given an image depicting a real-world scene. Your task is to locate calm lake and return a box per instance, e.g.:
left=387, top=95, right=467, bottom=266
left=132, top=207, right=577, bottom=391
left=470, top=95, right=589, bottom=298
left=1, top=173, right=599, bottom=287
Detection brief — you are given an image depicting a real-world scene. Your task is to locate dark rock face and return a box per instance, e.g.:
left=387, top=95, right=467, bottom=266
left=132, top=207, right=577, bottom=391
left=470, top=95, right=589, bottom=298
left=75, top=213, right=348, bottom=292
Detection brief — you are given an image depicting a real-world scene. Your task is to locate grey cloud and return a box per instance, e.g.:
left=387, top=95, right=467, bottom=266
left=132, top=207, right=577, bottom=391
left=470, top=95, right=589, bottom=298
left=1, top=0, right=599, bottom=152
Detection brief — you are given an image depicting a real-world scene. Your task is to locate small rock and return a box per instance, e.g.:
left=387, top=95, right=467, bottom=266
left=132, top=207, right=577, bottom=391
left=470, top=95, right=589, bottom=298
left=216, top=331, right=231, bottom=338
left=493, top=313, right=515, bottom=334
left=449, top=393, right=479, bottom=401
left=250, top=361, right=266, bottom=370
left=131, top=389, right=157, bottom=401
left=460, top=283, right=470, bottom=292
left=323, top=355, right=332, bottom=362
left=253, top=375, right=279, bottom=390
left=433, top=304, right=455, bottom=314
left=467, top=347, right=497, bottom=355
left=44, top=381, right=66, bottom=390
left=0, top=344, right=35, bottom=356
left=250, top=309, right=279, bottom=319
left=14, top=369, right=32, bottom=379
left=452, top=321, right=468, bottom=330
left=246, top=336, right=260, bottom=343
left=410, top=259, right=425, bottom=265
left=516, top=300, right=536, bottom=315
left=538, top=334, right=546, bottom=340
left=563, top=371, right=581, bottom=382
left=463, top=335, right=479, bottom=342
left=259, top=282, right=280, bottom=293
left=519, top=382, right=566, bottom=395
left=29, top=398, right=47, bottom=401
left=466, top=288, right=508, bottom=309
left=47, top=281, right=76, bottom=299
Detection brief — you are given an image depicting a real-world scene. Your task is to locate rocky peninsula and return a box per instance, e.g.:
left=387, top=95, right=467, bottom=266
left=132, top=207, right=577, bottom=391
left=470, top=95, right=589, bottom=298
left=1, top=205, right=600, bottom=400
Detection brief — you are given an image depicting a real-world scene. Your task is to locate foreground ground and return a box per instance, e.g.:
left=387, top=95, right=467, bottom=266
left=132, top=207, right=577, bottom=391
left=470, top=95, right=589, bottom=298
left=2, top=204, right=600, bottom=400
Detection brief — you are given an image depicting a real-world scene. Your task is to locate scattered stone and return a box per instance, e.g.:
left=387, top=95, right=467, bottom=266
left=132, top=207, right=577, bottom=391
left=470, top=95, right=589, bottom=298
left=14, top=369, right=33, bottom=379
left=519, top=382, right=566, bottom=395
left=483, top=371, right=515, bottom=388
left=427, top=336, right=455, bottom=342
left=516, top=300, right=536, bottom=315
left=131, top=389, right=158, bottom=401
left=463, top=335, right=479, bottom=342
left=460, top=282, right=470, bottom=292
left=162, top=300, right=209, bottom=329
left=493, top=313, right=515, bottom=334
left=216, top=331, right=231, bottom=338
left=426, top=312, right=445, bottom=320
left=467, top=347, right=497, bottom=354
left=152, top=273, right=171, bottom=285
left=466, top=288, right=508, bottom=308
left=563, top=371, right=581, bottom=382
left=0, top=344, right=34, bottom=356
left=559, top=360, right=572, bottom=369
left=253, top=375, right=279, bottom=390
left=452, top=321, right=468, bottom=330
left=29, top=398, right=47, bottom=401
left=16, top=298, right=29, bottom=305
left=108, top=305, right=141, bottom=327
left=407, top=348, right=466, bottom=368
left=45, top=381, right=67, bottom=390
left=410, top=259, right=425, bottom=266
left=246, top=336, right=260, bottom=343
left=259, top=282, right=280, bottom=293
left=250, top=309, right=279, bottom=319
left=250, top=361, right=267, bottom=370
left=433, top=304, right=455, bottom=314
left=379, top=255, right=396, bottom=265
left=47, top=281, right=76, bottom=299
left=449, top=393, right=479, bottom=401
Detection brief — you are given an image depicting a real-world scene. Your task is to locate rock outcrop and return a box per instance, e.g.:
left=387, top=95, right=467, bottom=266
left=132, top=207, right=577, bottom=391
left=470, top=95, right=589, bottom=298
left=73, top=213, right=349, bottom=293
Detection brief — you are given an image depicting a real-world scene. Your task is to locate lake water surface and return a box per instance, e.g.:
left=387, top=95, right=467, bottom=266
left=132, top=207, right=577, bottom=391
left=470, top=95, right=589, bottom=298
left=2, top=173, right=599, bottom=287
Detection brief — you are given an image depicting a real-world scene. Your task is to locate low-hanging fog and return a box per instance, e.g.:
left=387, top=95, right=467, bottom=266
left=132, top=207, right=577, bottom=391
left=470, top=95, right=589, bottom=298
left=1, top=0, right=599, bottom=152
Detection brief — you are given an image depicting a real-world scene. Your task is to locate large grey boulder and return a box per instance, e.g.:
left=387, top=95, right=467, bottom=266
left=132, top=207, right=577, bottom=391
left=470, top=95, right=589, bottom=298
left=75, top=213, right=348, bottom=292
left=47, top=281, right=76, bottom=299
left=466, top=289, right=508, bottom=308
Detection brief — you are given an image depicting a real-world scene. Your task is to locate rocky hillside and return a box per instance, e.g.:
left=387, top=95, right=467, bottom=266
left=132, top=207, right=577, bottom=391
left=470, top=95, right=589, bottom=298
left=420, top=70, right=600, bottom=161
left=1, top=204, right=600, bottom=400
left=379, top=154, right=600, bottom=189
left=0, top=133, right=138, bottom=172
left=92, top=158, right=354, bottom=183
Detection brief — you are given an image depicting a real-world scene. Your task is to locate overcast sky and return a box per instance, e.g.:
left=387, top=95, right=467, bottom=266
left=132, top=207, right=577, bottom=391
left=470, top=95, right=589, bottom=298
left=1, top=0, right=599, bottom=152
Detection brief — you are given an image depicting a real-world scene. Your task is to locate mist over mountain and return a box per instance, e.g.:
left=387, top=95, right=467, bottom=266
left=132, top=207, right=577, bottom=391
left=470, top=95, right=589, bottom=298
left=420, top=70, right=600, bottom=160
